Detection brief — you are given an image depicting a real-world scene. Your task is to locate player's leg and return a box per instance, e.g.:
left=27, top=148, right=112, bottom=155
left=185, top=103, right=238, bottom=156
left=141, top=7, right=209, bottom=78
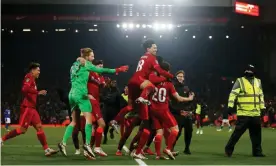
left=163, top=111, right=179, bottom=160
left=80, top=99, right=96, bottom=159
left=151, top=114, right=168, bottom=160
left=5, top=118, right=10, bottom=131
left=226, top=120, right=233, bottom=132
left=116, top=117, right=139, bottom=155
left=136, top=80, right=155, bottom=105
left=143, top=129, right=155, bottom=155
left=1, top=107, right=31, bottom=144
left=133, top=104, right=151, bottom=159
left=72, top=111, right=81, bottom=155
left=195, top=114, right=200, bottom=134
left=32, top=109, right=58, bottom=156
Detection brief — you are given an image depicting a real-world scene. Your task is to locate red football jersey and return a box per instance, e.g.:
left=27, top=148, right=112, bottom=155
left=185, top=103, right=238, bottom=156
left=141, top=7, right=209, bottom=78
left=21, top=73, right=38, bottom=108
left=87, top=72, right=105, bottom=101
left=131, top=52, right=173, bottom=81
left=150, top=82, right=177, bottom=111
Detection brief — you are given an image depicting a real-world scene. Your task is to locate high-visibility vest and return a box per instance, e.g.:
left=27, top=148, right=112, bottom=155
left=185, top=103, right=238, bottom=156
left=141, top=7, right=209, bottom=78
left=196, top=104, right=201, bottom=114
left=228, top=77, right=265, bottom=117
left=122, top=93, right=128, bottom=102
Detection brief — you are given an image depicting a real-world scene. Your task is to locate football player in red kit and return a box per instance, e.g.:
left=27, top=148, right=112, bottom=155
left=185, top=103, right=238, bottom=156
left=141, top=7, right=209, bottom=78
left=87, top=60, right=107, bottom=156
left=149, top=62, right=194, bottom=160
left=1, top=63, right=58, bottom=156
left=128, top=40, right=174, bottom=159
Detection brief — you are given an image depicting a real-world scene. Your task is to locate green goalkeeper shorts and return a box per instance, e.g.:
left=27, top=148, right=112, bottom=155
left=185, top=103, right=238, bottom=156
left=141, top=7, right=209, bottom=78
left=68, top=93, right=92, bottom=113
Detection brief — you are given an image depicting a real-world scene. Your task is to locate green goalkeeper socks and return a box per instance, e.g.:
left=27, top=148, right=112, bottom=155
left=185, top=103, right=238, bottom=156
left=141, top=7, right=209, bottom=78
left=85, top=123, right=93, bottom=144
left=62, top=125, right=74, bottom=144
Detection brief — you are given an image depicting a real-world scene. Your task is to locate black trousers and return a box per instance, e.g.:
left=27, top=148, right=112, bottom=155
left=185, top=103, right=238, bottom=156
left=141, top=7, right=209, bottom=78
left=225, top=116, right=262, bottom=155
left=173, top=114, right=193, bottom=150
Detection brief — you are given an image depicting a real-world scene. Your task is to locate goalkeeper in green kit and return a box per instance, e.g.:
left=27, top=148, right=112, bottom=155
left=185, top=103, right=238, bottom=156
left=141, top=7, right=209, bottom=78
left=58, top=48, right=128, bottom=159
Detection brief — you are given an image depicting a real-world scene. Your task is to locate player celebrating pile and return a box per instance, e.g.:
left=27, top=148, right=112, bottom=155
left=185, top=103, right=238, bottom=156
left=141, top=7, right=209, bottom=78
left=58, top=48, right=128, bottom=159
left=127, top=39, right=174, bottom=159
left=1, top=63, right=58, bottom=156
left=149, top=62, right=194, bottom=160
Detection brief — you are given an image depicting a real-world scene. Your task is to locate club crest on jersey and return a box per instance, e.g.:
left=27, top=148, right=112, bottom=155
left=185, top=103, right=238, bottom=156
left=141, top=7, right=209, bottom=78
left=26, top=78, right=30, bottom=82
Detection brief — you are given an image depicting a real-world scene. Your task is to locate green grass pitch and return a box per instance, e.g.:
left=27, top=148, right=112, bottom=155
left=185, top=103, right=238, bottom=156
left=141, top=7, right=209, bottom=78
left=1, top=126, right=276, bottom=165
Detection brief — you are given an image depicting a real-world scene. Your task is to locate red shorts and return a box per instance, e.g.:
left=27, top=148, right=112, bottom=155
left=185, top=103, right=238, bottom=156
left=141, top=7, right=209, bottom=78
left=125, top=117, right=141, bottom=128
left=90, top=99, right=103, bottom=121
left=128, top=78, right=149, bottom=120
left=150, top=109, right=177, bottom=130
left=19, top=107, right=41, bottom=129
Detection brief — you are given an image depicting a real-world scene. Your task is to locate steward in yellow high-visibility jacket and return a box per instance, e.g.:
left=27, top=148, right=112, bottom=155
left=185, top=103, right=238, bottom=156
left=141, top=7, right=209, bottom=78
left=225, top=64, right=265, bottom=157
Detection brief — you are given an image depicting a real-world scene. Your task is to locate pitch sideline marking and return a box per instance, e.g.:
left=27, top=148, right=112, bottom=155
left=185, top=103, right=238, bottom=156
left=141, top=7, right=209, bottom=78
left=122, top=145, right=148, bottom=166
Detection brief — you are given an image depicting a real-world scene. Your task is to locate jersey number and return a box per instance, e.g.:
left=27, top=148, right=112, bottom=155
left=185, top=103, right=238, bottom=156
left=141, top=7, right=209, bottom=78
left=152, top=87, right=167, bottom=102
left=136, top=60, right=145, bottom=71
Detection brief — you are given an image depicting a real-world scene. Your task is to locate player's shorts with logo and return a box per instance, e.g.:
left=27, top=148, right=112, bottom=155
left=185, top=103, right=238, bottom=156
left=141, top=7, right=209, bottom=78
left=19, top=106, right=41, bottom=128
left=69, top=92, right=92, bottom=113
left=150, top=109, right=177, bottom=130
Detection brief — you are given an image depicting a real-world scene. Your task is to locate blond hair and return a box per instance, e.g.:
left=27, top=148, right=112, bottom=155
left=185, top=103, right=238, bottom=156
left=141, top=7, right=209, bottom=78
left=80, top=48, right=93, bottom=58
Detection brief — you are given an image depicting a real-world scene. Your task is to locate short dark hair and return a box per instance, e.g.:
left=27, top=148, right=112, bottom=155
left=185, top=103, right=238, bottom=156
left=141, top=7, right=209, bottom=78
left=160, top=61, right=171, bottom=72
left=142, top=39, right=155, bottom=51
left=175, top=70, right=185, bottom=76
left=28, top=62, right=40, bottom=72
left=92, top=59, right=103, bottom=66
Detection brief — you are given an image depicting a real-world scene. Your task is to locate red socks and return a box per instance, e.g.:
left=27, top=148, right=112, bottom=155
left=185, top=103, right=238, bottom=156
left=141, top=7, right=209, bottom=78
left=154, top=134, right=162, bottom=156
left=167, top=129, right=178, bottom=150
left=36, top=131, right=49, bottom=150
left=140, top=84, right=155, bottom=99
left=135, top=129, right=151, bottom=154
left=120, top=122, right=125, bottom=138
left=95, top=127, right=103, bottom=147
left=2, top=128, right=22, bottom=141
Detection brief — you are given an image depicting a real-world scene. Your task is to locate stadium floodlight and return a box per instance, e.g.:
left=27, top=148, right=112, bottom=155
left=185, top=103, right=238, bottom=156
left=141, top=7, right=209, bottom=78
left=126, top=35, right=129, bottom=38
left=142, top=24, right=146, bottom=28
left=193, top=35, right=196, bottom=39
left=136, top=24, right=140, bottom=28
left=42, top=30, right=45, bottom=33
left=2, top=29, right=4, bottom=31
left=167, top=24, right=173, bottom=30
left=10, top=30, right=13, bottom=33
left=185, top=29, right=188, bottom=32
left=209, top=36, right=212, bottom=39
left=148, top=25, right=152, bottom=28
left=160, top=35, right=162, bottom=38
left=144, top=36, right=147, bottom=38
left=122, top=23, right=127, bottom=28
left=241, top=25, right=244, bottom=28
left=23, top=29, right=31, bottom=32
left=226, top=35, right=229, bottom=39
left=75, top=29, right=79, bottom=33
left=161, top=24, right=166, bottom=29
left=128, top=24, right=134, bottom=29
left=94, top=24, right=97, bottom=27
left=232, top=81, right=234, bottom=84
left=153, top=23, right=160, bottom=30
left=116, top=24, right=120, bottom=28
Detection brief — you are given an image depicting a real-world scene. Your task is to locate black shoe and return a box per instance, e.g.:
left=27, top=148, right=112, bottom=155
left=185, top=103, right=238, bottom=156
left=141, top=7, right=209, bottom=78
left=225, top=150, right=233, bottom=157
left=253, top=153, right=266, bottom=157
left=184, top=149, right=191, bottom=155
left=109, top=128, right=114, bottom=139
